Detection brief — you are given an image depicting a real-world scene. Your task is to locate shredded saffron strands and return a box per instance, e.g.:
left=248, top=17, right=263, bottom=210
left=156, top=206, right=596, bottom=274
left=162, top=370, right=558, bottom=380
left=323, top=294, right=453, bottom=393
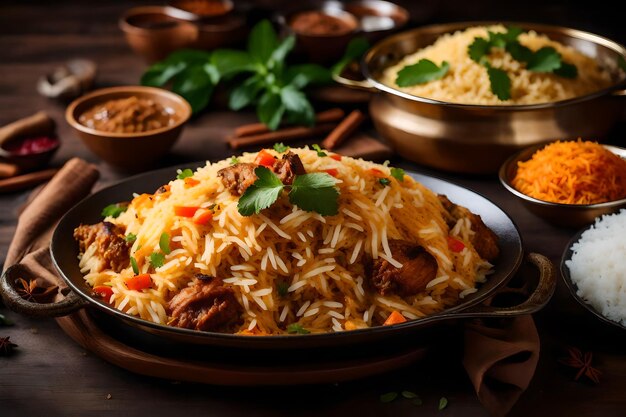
left=512, top=140, right=626, bottom=205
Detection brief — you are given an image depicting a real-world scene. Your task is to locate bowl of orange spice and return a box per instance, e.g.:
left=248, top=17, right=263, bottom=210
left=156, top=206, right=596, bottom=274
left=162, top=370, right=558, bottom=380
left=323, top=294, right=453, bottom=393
left=499, top=139, right=626, bottom=228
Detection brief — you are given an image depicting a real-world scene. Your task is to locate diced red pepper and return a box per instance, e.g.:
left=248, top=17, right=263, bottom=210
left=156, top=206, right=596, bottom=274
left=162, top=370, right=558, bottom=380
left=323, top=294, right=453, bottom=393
left=93, top=285, right=114, bottom=303
left=193, top=209, right=213, bottom=225
left=330, top=154, right=342, bottom=161
left=125, top=274, right=152, bottom=291
left=255, top=149, right=276, bottom=168
left=369, top=168, right=386, bottom=177
left=174, top=206, right=200, bottom=217
left=384, top=311, right=407, bottom=326
left=447, top=236, right=466, bottom=253
left=324, top=168, right=339, bottom=177
left=184, top=177, right=200, bottom=187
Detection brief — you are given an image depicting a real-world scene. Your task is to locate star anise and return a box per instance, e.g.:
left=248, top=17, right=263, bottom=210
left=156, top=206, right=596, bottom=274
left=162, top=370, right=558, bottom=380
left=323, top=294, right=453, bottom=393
left=16, top=277, right=58, bottom=303
left=558, top=346, right=601, bottom=384
left=0, top=336, right=18, bottom=356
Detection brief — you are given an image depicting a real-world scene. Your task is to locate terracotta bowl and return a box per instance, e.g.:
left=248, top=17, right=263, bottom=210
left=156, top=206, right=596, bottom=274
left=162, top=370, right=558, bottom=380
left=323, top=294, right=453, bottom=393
left=65, top=86, right=192, bottom=172
left=119, top=6, right=198, bottom=63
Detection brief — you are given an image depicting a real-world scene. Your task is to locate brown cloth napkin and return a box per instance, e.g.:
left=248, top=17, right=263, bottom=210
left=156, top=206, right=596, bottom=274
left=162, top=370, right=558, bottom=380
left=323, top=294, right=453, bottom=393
left=2, top=158, right=539, bottom=416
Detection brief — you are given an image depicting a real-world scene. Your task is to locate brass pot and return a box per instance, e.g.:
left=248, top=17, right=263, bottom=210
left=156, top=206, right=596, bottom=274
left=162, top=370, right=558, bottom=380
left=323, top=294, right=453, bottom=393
left=335, top=22, right=626, bottom=174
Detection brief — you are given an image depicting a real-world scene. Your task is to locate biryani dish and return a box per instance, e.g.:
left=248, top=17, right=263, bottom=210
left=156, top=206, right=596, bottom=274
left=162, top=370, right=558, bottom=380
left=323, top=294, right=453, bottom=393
left=73, top=147, right=499, bottom=335
left=380, top=25, right=613, bottom=105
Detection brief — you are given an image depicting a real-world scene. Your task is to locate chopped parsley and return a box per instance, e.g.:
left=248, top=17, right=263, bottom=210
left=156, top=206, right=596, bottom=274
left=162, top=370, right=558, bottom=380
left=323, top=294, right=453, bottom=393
left=159, top=232, right=171, bottom=255
left=176, top=168, right=194, bottom=180
left=379, top=178, right=391, bottom=186
left=130, top=256, right=139, bottom=275
left=101, top=204, right=127, bottom=219
left=125, top=233, right=137, bottom=243
left=273, top=142, right=289, bottom=153
left=396, top=59, right=450, bottom=87
left=390, top=167, right=405, bottom=182
left=229, top=156, right=240, bottom=165
left=149, top=252, right=165, bottom=269
left=286, top=323, right=310, bottom=334
left=312, top=144, right=327, bottom=157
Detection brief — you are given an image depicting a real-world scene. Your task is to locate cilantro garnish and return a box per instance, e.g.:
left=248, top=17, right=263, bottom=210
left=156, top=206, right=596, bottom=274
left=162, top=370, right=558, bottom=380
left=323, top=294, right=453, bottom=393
left=467, top=26, right=578, bottom=100
left=149, top=252, right=165, bottom=268
left=273, top=142, right=289, bottom=153
left=379, top=178, right=391, bottom=186
left=312, top=144, right=327, bottom=157
left=130, top=256, right=139, bottom=275
left=237, top=167, right=339, bottom=217
left=395, top=59, right=449, bottom=87
left=229, top=156, right=240, bottom=165
left=438, top=397, right=448, bottom=410
left=159, top=232, right=171, bottom=255
left=125, top=233, right=137, bottom=243
left=390, top=167, right=405, bottom=182
left=287, top=323, right=310, bottom=334
left=277, top=281, right=289, bottom=297
left=176, top=168, right=193, bottom=180
left=101, top=204, right=127, bottom=219
left=238, top=167, right=285, bottom=216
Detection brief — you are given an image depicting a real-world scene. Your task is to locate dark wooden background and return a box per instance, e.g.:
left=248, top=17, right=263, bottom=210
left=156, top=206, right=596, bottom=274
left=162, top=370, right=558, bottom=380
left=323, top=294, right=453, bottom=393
left=1, top=1, right=625, bottom=416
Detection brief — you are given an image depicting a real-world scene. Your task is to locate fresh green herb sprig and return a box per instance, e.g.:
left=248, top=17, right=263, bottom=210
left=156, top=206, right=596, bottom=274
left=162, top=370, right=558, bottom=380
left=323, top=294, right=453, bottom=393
left=468, top=27, right=578, bottom=100
left=332, top=37, right=370, bottom=76
left=396, top=59, right=450, bottom=87
left=142, top=20, right=332, bottom=130
left=273, top=142, right=289, bottom=153
left=286, top=323, right=310, bottom=334
left=150, top=252, right=165, bottom=269
left=237, top=167, right=339, bottom=217
left=102, top=204, right=127, bottom=219
left=125, top=233, right=137, bottom=243
left=176, top=168, right=194, bottom=180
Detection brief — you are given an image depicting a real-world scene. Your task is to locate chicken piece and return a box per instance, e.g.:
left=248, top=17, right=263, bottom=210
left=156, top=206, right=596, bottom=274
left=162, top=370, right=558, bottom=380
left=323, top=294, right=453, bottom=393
left=73, top=221, right=130, bottom=272
left=370, top=240, right=438, bottom=296
left=438, top=194, right=499, bottom=261
left=217, top=163, right=258, bottom=196
left=274, top=151, right=306, bottom=185
left=167, top=276, right=241, bottom=332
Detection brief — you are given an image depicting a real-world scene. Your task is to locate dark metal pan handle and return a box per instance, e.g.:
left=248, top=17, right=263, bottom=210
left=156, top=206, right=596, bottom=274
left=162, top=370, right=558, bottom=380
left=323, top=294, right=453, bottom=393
left=0, top=264, right=88, bottom=317
left=452, top=252, right=556, bottom=319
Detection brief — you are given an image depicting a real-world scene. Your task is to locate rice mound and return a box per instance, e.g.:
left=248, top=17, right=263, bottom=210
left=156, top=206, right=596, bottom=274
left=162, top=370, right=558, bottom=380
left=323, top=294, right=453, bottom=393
left=78, top=147, right=495, bottom=334
left=380, top=25, right=613, bottom=105
left=566, top=209, right=626, bottom=326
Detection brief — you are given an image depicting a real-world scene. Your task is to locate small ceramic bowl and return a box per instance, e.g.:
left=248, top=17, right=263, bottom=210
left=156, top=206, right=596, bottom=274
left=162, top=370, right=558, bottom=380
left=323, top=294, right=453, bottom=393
left=344, top=0, right=409, bottom=41
left=65, top=86, right=192, bottom=172
left=119, top=6, right=198, bottom=63
left=166, top=0, right=234, bottom=21
left=191, top=13, right=248, bottom=50
left=499, top=142, right=626, bottom=228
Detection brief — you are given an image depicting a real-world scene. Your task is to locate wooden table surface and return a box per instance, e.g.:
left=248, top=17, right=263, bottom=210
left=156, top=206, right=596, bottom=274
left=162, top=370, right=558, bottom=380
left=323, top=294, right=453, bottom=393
left=1, top=1, right=625, bottom=416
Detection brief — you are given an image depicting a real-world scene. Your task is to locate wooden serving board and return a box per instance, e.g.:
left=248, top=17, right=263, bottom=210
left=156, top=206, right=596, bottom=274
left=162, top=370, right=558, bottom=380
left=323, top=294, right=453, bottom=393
left=55, top=310, right=426, bottom=385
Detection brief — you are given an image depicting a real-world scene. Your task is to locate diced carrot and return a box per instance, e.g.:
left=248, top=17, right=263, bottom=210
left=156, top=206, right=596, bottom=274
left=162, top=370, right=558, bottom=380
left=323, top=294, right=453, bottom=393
left=92, top=285, right=114, bottom=303
left=324, top=168, right=339, bottom=177
left=255, top=149, right=276, bottom=168
left=184, top=177, right=200, bottom=187
left=193, top=209, right=213, bottom=225
left=447, top=236, right=466, bottom=253
left=330, top=154, right=342, bottom=161
left=174, top=206, right=200, bottom=217
left=384, top=311, right=407, bottom=326
left=369, top=168, right=386, bottom=177
left=125, top=274, right=152, bottom=291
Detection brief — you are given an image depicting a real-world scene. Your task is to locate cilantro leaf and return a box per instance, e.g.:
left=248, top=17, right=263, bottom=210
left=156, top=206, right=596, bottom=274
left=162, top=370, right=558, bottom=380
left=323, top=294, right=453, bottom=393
left=125, top=233, right=137, bottom=243
left=230, top=156, right=240, bottom=165
left=177, top=169, right=193, bottom=180
left=487, top=66, right=511, bottom=100
left=554, top=61, right=578, bottom=78
left=150, top=252, right=165, bottom=269
left=102, top=204, right=127, bottom=219
left=237, top=167, right=284, bottom=216
left=289, top=173, right=339, bottom=216
left=273, top=142, right=289, bottom=153
left=159, top=233, right=171, bottom=255
left=312, top=144, right=327, bottom=157
left=287, top=323, right=310, bottom=334
left=396, top=59, right=449, bottom=87
left=506, top=41, right=534, bottom=63
left=130, top=256, right=139, bottom=275
left=488, top=31, right=507, bottom=48
left=504, top=26, right=523, bottom=42
left=390, top=167, right=405, bottom=182
left=379, top=178, right=391, bottom=186
left=468, top=37, right=491, bottom=63
left=526, top=47, right=562, bottom=72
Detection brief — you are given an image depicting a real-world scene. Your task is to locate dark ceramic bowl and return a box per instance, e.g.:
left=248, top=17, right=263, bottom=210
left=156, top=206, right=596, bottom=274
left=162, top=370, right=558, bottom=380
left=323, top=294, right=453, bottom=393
left=0, top=165, right=557, bottom=353
left=65, top=86, right=191, bottom=172
left=499, top=142, right=626, bottom=229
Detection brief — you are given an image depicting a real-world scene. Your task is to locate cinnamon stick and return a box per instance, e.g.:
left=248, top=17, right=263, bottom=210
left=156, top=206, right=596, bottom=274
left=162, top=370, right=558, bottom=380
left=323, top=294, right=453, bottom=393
left=321, top=109, right=366, bottom=150
left=228, top=123, right=338, bottom=150
left=0, top=168, right=58, bottom=193
left=234, top=108, right=345, bottom=138
left=0, top=162, right=19, bottom=178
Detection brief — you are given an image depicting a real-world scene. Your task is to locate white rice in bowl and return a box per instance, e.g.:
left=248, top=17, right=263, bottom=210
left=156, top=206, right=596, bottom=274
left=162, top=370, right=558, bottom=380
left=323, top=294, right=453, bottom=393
left=565, top=209, right=626, bottom=326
